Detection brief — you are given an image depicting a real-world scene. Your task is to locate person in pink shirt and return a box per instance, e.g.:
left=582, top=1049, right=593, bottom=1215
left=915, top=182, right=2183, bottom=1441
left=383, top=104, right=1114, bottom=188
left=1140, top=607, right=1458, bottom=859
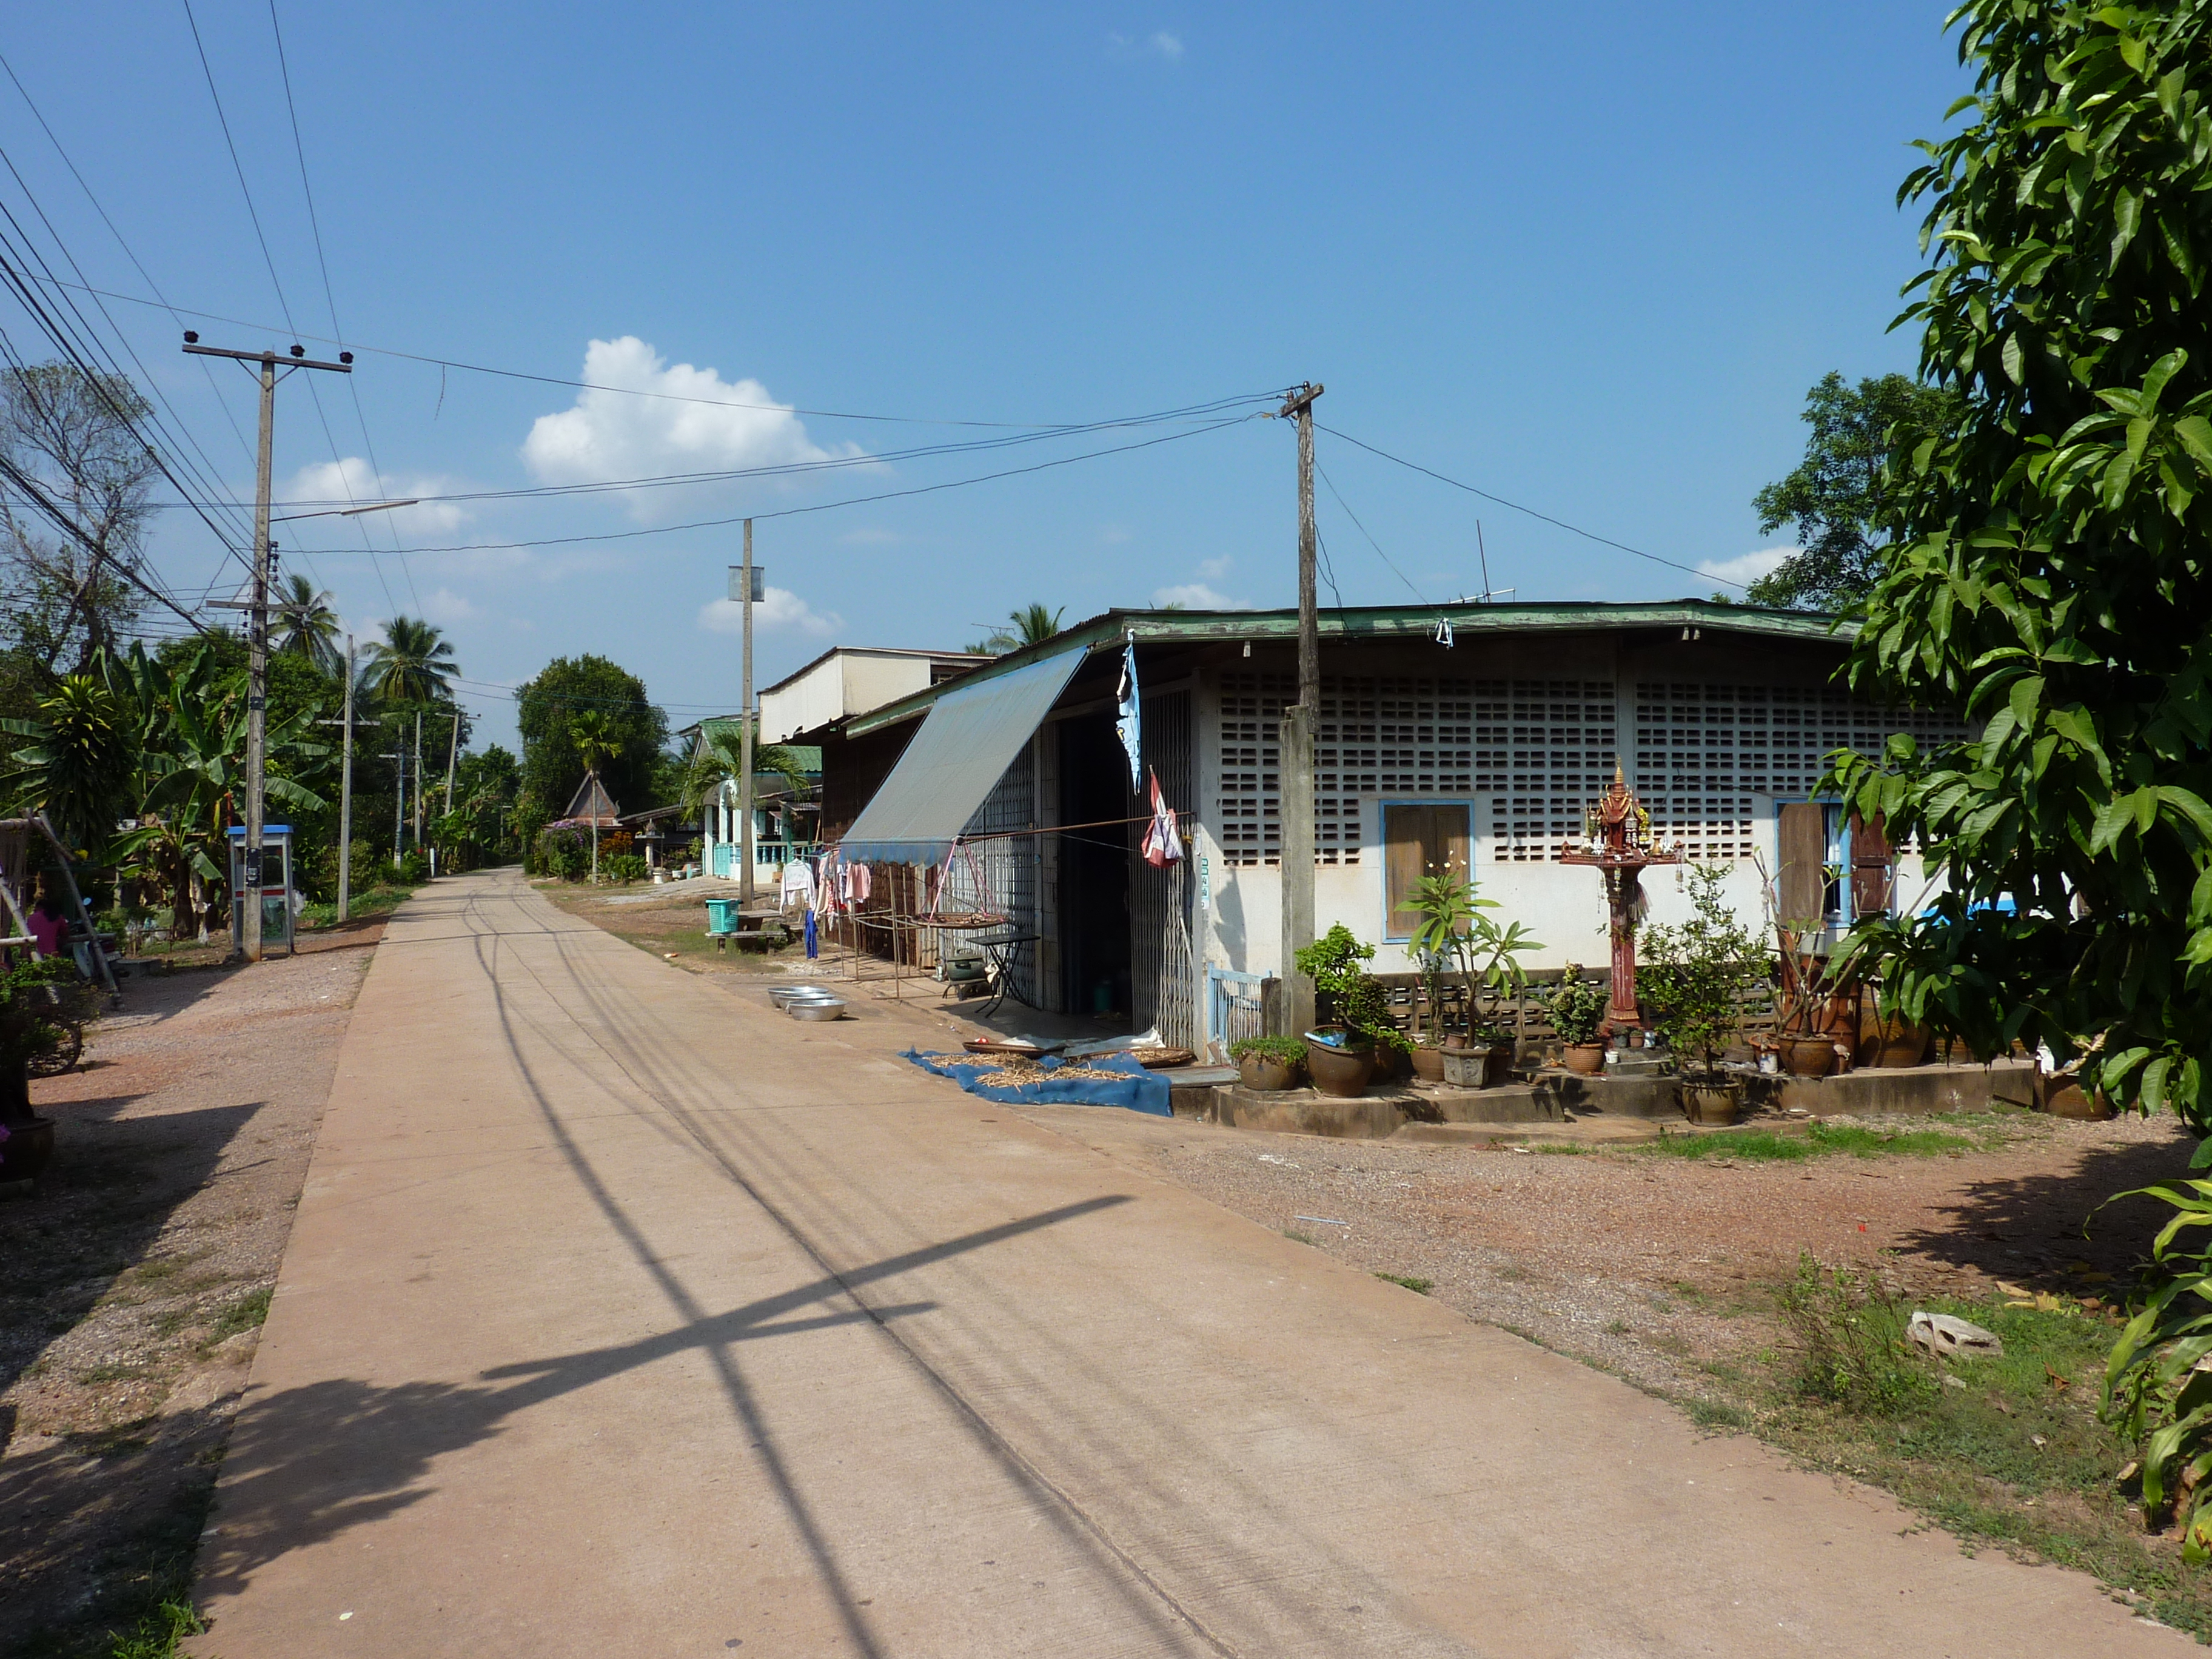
left=24, top=879, right=65, bottom=960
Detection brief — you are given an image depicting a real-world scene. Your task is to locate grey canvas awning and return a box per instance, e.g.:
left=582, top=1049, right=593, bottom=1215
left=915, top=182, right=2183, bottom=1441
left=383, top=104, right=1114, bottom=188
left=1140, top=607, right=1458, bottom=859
left=838, top=649, right=1085, bottom=863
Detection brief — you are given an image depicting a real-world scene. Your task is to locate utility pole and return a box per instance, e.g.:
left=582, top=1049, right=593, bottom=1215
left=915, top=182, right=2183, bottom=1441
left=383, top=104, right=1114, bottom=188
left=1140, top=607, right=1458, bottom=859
left=412, top=709, right=424, bottom=851
left=183, top=333, right=352, bottom=962
left=439, top=706, right=460, bottom=878
left=338, top=635, right=354, bottom=922
left=391, top=733, right=406, bottom=871
left=1278, top=381, right=1323, bottom=1039
left=730, top=523, right=762, bottom=904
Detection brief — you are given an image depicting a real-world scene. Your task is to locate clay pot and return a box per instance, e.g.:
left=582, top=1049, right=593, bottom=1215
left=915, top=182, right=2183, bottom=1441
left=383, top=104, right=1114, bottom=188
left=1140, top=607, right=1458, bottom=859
left=1305, top=1039, right=1376, bottom=1099
left=1409, top=1044, right=1447, bottom=1084
left=1562, top=1042, right=1607, bottom=1076
left=1238, top=1053, right=1298, bottom=1093
left=1782, top=1036, right=1837, bottom=1078
left=1858, top=1005, right=1931, bottom=1069
left=2041, top=1081, right=2116, bottom=1121
left=1680, top=1080, right=1744, bottom=1126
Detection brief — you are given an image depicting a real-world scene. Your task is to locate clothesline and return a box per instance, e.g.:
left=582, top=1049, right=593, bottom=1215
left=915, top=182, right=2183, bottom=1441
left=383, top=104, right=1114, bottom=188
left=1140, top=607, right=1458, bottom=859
left=836, top=808, right=1192, bottom=853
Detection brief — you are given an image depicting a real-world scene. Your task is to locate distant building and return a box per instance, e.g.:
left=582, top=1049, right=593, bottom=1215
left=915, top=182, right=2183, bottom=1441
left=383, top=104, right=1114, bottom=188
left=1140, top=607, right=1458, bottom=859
left=830, top=600, right=1966, bottom=1048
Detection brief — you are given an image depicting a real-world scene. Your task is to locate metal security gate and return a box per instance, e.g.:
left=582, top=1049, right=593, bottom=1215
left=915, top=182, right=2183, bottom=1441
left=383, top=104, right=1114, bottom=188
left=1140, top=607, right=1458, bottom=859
left=1130, top=689, right=1198, bottom=1048
left=1206, top=967, right=1267, bottom=1059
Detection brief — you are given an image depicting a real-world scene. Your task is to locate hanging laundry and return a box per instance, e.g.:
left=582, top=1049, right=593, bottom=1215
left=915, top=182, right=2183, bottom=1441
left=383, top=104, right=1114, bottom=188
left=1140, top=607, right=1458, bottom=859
left=779, top=860, right=816, bottom=911
left=1114, top=630, right=1142, bottom=793
left=1141, top=768, right=1182, bottom=868
left=804, top=907, right=819, bottom=959
left=850, top=862, right=872, bottom=904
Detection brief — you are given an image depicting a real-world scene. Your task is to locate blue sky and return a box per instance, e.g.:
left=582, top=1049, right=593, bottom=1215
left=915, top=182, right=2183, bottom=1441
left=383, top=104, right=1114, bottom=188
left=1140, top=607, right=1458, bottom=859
left=2, top=4, right=1968, bottom=751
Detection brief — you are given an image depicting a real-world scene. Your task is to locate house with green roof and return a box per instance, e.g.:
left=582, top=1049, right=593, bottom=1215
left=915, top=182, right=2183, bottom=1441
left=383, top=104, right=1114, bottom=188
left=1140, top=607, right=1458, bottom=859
left=826, top=599, right=1966, bottom=1050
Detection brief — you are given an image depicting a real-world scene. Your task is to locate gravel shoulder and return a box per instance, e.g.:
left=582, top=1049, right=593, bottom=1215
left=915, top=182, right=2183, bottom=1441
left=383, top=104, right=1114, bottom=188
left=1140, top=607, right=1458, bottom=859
left=0, top=920, right=383, bottom=1658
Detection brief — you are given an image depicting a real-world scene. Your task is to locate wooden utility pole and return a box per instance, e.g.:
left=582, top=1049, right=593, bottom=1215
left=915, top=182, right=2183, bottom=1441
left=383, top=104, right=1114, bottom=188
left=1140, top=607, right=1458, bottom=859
left=1278, top=381, right=1323, bottom=1038
left=182, top=334, right=352, bottom=961
left=338, top=635, right=354, bottom=922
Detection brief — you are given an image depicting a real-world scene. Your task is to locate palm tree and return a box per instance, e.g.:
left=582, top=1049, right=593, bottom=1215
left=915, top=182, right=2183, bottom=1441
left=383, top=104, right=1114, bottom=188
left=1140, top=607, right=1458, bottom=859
left=970, top=602, right=1064, bottom=655
left=364, top=617, right=458, bottom=847
left=363, top=615, right=457, bottom=705
left=679, top=722, right=810, bottom=858
left=570, top=709, right=623, bottom=880
left=274, top=574, right=343, bottom=675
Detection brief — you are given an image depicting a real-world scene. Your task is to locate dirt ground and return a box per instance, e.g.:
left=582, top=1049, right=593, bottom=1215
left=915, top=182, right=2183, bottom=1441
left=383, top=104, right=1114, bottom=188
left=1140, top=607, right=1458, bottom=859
left=1033, top=1104, right=2187, bottom=1401
left=0, top=920, right=383, bottom=1659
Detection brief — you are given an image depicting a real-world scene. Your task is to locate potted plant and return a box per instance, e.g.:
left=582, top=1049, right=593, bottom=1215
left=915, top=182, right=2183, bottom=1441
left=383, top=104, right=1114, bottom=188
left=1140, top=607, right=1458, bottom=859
left=1407, top=869, right=1476, bottom=1081
left=1638, top=862, right=1765, bottom=1124
left=1229, top=1034, right=1306, bottom=1092
left=1463, top=908, right=1544, bottom=1076
left=1545, top=964, right=1609, bottom=1074
left=1293, top=923, right=1407, bottom=1098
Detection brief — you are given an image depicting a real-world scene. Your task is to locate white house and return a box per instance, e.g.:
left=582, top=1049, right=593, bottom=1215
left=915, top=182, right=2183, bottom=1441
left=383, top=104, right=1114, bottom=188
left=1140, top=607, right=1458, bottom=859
left=829, top=601, right=1966, bottom=1049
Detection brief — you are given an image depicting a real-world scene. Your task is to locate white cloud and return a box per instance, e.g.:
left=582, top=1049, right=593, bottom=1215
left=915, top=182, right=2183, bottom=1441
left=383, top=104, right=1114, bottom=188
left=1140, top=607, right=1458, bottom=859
left=282, top=457, right=471, bottom=535
left=1697, top=547, right=1795, bottom=587
left=523, top=337, right=853, bottom=517
left=1152, top=581, right=1241, bottom=609
left=1198, top=554, right=1232, bottom=580
left=1150, top=31, right=1183, bottom=59
left=697, top=587, right=842, bottom=638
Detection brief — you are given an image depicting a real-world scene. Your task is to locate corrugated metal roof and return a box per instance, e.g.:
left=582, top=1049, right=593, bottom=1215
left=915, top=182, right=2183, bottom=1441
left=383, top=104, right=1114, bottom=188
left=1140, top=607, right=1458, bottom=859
left=838, top=650, right=1085, bottom=863
left=845, top=598, right=1846, bottom=737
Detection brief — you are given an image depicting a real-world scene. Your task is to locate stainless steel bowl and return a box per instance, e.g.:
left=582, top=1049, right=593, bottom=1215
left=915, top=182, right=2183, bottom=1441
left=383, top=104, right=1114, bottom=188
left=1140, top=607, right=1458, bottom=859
left=786, top=997, right=848, bottom=1022
left=769, top=985, right=836, bottom=1007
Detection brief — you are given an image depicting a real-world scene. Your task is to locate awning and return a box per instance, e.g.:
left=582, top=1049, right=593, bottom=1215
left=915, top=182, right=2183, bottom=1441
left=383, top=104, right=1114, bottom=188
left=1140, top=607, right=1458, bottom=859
left=839, top=649, right=1085, bottom=863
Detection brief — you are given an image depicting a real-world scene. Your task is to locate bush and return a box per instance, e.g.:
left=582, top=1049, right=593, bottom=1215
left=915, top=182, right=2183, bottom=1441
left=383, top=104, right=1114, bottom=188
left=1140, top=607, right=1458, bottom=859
left=398, top=848, right=431, bottom=884
left=1293, top=923, right=1409, bottom=1053
left=603, top=852, right=648, bottom=883
left=1230, top=1035, right=1307, bottom=1066
left=535, top=826, right=591, bottom=881
left=1776, top=1253, right=1934, bottom=1415
left=1545, top=964, right=1609, bottom=1045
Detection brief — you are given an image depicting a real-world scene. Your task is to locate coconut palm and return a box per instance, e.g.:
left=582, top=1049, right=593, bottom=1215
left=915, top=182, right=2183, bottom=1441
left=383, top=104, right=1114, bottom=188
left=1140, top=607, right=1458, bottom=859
left=970, top=602, right=1064, bottom=654
left=570, top=709, right=623, bottom=880
left=363, top=616, right=457, bottom=706
left=274, top=574, right=343, bottom=675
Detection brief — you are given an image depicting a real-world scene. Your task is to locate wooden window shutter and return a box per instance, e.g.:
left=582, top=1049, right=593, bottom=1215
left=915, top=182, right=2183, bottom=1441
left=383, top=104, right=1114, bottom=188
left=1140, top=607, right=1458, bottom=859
left=1778, top=803, right=1825, bottom=927
left=1849, top=811, right=1894, bottom=920
left=1384, top=803, right=1473, bottom=938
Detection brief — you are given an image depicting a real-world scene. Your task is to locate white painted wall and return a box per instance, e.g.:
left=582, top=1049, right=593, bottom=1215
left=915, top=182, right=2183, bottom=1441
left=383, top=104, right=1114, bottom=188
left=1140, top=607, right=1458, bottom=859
left=759, top=650, right=970, bottom=743
left=1198, top=811, right=1940, bottom=979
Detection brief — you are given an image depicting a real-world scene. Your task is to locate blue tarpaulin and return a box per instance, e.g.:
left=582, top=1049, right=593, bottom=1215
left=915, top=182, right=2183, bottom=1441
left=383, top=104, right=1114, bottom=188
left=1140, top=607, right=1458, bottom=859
left=903, top=1048, right=1172, bottom=1116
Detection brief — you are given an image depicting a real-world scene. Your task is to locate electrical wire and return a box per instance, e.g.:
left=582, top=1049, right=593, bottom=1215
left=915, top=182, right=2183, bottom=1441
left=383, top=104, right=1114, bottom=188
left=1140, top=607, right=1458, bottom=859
left=12, top=269, right=1285, bottom=432
left=1316, top=460, right=1439, bottom=613
left=292, top=414, right=1259, bottom=558
left=1315, top=424, right=1751, bottom=592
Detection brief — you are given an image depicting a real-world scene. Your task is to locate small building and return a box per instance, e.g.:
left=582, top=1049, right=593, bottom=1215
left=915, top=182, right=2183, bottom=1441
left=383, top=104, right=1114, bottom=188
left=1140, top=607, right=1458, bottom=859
left=829, top=600, right=1966, bottom=1050
left=759, top=646, right=981, bottom=745
left=675, top=714, right=825, bottom=882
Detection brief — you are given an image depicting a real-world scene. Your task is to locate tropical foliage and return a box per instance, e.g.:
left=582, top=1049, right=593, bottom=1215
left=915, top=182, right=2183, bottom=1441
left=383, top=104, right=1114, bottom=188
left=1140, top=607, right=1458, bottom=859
left=1638, top=863, right=1764, bottom=1078
left=1292, top=923, right=1408, bottom=1054
left=969, top=602, right=1064, bottom=655
left=274, top=573, right=344, bottom=675
left=514, top=654, right=666, bottom=813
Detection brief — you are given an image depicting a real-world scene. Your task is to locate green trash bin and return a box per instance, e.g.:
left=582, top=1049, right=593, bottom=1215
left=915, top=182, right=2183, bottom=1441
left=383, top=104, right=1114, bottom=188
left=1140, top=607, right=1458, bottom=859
left=705, top=898, right=742, bottom=936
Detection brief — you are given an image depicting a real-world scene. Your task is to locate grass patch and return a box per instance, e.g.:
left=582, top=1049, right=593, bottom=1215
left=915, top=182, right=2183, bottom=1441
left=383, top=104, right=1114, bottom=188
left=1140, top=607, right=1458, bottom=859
left=76, top=1361, right=147, bottom=1384
left=1284, top=1228, right=1318, bottom=1245
left=300, top=882, right=417, bottom=930
left=1643, top=1120, right=1985, bottom=1162
left=1530, top=1142, right=1585, bottom=1155
left=1374, top=1273, right=1433, bottom=1295
left=1718, top=1256, right=2206, bottom=1635
left=201, top=1286, right=270, bottom=1349
left=109, top=1597, right=204, bottom=1659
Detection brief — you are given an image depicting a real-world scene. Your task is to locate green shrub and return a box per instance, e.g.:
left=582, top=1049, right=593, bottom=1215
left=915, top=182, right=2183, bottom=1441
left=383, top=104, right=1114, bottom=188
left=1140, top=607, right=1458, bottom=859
left=1229, top=1035, right=1307, bottom=1066
left=1777, top=1253, right=1934, bottom=1415
left=603, top=852, right=648, bottom=883
left=1545, top=964, right=1609, bottom=1045
left=1293, top=923, right=1409, bottom=1053
left=398, top=848, right=431, bottom=884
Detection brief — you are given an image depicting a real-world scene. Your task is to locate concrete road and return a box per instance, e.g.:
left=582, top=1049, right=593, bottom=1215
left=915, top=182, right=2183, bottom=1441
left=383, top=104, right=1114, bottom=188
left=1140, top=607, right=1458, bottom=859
left=192, top=871, right=2182, bottom=1656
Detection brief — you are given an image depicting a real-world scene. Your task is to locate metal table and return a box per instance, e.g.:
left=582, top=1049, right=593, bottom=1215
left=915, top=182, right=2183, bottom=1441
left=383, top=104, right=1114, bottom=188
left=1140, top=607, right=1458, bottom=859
left=961, top=930, right=1042, bottom=1016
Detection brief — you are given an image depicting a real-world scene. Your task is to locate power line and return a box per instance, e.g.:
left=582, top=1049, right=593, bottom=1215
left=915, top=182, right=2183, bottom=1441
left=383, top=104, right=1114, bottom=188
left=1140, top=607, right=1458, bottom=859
left=10, top=268, right=1285, bottom=432
left=153, top=397, right=1270, bottom=512
left=1315, top=423, right=1751, bottom=592
left=292, top=414, right=1260, bottom=558
left=1315, top=460, right=1436, bottom=612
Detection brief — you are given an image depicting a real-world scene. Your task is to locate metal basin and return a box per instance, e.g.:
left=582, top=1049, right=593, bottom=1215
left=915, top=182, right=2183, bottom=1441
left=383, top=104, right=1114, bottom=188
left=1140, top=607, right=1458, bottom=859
left=769, top=985, right=836, bottom=1007
left=786, top=997, right=847, bottom=1022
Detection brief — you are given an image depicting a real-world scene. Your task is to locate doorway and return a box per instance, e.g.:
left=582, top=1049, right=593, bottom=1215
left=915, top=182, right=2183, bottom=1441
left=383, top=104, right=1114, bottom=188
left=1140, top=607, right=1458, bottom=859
left=1056, top=714, right=1132, bottom=1017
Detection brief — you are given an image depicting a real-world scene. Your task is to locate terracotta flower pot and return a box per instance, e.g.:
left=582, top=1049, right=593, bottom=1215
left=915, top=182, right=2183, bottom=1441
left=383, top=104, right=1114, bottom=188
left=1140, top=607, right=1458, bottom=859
left=1305, top=1040, right=1376, bottom=1098
left=1782, top=1036, right=1837, bottom=1078
left=1562, top=1042, right=1607, bottom=1076
left=1680, top=1080, right=1744, bottom=1125
left=1409, top=1044, right=1447, bottom=1083
left=1238, top=1053, right=1298, bottom=1093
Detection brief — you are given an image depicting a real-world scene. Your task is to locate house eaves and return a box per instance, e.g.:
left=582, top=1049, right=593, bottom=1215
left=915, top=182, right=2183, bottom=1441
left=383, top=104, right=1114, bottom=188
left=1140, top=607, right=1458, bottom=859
left=843, top=598, right=1848, bottom=738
